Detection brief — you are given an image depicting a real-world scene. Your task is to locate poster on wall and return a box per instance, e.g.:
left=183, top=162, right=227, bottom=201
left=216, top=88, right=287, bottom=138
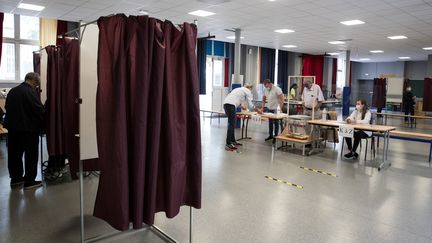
left=79, top=24, right=99, bottom=160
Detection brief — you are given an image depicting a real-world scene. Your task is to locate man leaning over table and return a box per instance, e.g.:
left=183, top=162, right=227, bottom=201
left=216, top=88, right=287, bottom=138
left=223, top=83, right=261, bottom=151
left=261, top=79, right=284, bottom=142
left=301, top=79, right=324, bottom=119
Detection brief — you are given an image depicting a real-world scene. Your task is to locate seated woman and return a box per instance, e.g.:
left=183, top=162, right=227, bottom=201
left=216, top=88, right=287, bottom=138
left=344, top=99, right=372, bottom=159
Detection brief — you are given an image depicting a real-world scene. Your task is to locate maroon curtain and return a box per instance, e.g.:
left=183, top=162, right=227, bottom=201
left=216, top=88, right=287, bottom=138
left=61, top=39, right=99, bottom=178
left=0, top=13, right=4, bottom=67
left=372, top=78, right=386, bottom=108
left=33, top=52, right=41, bottom=74
left=224, top=58, right=230, bottom=87
left=56, top=20, right=68, bottom=46
left=95, top=14, right=202, bottom=230
left=302, top=54, right=324, bottom=86
left=331, top=58, right=337, bottom=94
left=45, top=46, right=65, bottom=156
left=423, top=78, right=432, bottom=111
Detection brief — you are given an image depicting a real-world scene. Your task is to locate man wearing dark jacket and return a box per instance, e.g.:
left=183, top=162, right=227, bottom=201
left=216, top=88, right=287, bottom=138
left=5, top=72, right=44, bottom=189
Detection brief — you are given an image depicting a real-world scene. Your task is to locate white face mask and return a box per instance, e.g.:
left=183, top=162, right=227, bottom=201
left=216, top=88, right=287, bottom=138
left=407, top=88, right=412, bottom=91
left=356, top=105, right=362, bottom=110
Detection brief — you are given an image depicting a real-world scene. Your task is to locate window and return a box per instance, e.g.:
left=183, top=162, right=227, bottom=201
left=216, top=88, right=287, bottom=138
left=1, top=13, right=40, bottom=83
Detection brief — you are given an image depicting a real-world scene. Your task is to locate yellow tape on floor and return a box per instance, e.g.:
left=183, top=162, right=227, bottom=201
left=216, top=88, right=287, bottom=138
left=265, top=176, right=304, bottom=189
left=299, top=166, right=337, bottom=177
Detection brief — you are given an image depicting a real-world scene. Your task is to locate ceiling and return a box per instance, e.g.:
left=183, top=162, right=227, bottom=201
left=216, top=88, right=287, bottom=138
left=2, top=0, right=432, bottom=62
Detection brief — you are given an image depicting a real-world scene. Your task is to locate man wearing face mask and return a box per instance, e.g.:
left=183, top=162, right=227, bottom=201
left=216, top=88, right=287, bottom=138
left=403, top=86, right=416, bottom=123
left=261, top=79, right=284, bottom=141
left=4, top=72, right=45, bottom=190
left=301, top=79, right=324, bottom=118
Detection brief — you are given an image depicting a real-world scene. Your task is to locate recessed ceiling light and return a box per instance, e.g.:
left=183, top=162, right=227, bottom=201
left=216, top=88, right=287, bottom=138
left=188, top=10, right=215, bottom=17
left=282, top=45, right=297, bottom=48
left=398, top=56, right=410, bottom=60
left=139, top=9, right=149, bottom=15
left=388, top=35, right=407, bottom=40
left=328, top=41, right=345, bottom=45
left=423, top=47, right=432, bottom=50
left=17, top=3, right=45, bottom=11
left=359, top=58, right=371, bottom=61
left=340, top=20, right=365, bottom=26
left=226, top=36, right=244, bottom=40
left=275, top=29, right=295, bottom=34
left=268, top=0, right=277, bottom=2
left=328, top=52, right=339, bottom=55
left=370, top=50, right=384, bottom=53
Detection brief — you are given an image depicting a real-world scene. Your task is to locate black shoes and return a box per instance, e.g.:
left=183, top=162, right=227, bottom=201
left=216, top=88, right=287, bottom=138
left=265, top=136, right=274, bottom=141
left=23, top=181, right=43, bottom=190
left=344, top=152, right=359, bottom=159
left=10, top=178, right=24, bottom=187
left=225, top=144, right=238, bottom=151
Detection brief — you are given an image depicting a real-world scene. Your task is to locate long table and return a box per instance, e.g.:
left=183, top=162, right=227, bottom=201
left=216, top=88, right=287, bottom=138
left=374, top=112, right=432, bottom=128
left=307, top=120, right=396, bottom=171
left=236, top=111, right=288, bottom=140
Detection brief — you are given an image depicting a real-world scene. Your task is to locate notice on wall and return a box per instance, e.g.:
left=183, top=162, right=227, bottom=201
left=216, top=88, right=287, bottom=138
left=79, top=23, right=99, bottom=160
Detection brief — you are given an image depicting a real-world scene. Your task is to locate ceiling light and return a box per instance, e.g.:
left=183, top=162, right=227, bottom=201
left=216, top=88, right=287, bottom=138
left=139, top=9, right=149, bottom=15
left=370, top=50, right=384, bottom=53
left=274, top=29, right=295, bottom=34
left=226, top=36, right=244, bottom=40
left=340, top=20, right=365, bottom=26
left=188, top=10, right=215, bottom=17
left=423, top=47, right=432, bottom=50
left=398, top=57, right=410, bottom=60
left=359, top=58, right=370, bottom=61
left=388, top=35, right=407, bottom=40
left=328, top=52, right=339, bottom=55
left=328, top=41, right=345, bottom=45
left=282, top=45, right=297, bottom=48
left=17, top=3, right=45, bottom=11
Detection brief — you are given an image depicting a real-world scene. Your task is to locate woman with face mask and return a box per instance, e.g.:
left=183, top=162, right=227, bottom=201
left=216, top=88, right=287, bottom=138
left=403, top=86, right=416, bottom=123
left=344, top=99, right=372, bottom=159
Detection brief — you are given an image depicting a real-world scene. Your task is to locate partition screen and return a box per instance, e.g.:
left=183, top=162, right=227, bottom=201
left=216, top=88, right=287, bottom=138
left=79, top=24, right=99, bottom=160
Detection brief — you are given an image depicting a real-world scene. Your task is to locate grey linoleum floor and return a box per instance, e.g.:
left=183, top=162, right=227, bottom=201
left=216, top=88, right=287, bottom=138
left=1, top=115, right=432, bottom=243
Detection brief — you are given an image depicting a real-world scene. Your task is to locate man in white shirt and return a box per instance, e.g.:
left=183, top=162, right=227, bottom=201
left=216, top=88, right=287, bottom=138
left=301, top=79, right=325, bottom=118
left=223, top=83, right=259, bottom=150
left=261, top=79, right=284, bottom=141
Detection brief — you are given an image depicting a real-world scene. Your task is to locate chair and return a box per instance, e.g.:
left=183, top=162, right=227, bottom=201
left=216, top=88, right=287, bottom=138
left=340, top=119, right=376, bottom=161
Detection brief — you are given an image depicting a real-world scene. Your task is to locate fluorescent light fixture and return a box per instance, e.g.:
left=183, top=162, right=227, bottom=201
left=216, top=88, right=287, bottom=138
left=274, top=29, right=295, bottom=34
left=388, top=35, right=407, bottom=40
left=139, top=9, right=149, bottom=15
left=370, top=50, right=384, bottom=53
left=328, top=52, right=339, bottom=55
left=226, top=36, right=244, bottom=40
left=17, top=3, right=45, bottom=11
left=188, top=10, right=215, bottom=17
left=340, top=20, right=365, bottom=26
left=359, top=58, right=370, bottom=61
left=282, top=45, right=297, bottom=48
left=423, top=47, right=432, bottom=50
left=328, top=41, right=345, bottom=45
left=398, top=56, right=410, bottom=60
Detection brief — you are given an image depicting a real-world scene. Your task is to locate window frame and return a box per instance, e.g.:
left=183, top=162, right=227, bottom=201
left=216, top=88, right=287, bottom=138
left=1, top=14, right=40, bottom=84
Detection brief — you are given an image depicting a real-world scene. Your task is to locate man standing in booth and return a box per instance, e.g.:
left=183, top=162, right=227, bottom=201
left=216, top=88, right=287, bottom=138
left=261, top=79, right=284, bottom=141
left=5, top=72, right=45, bottom=190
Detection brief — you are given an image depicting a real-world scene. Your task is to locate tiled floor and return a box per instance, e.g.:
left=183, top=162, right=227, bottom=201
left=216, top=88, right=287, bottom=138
left=1, top=115, right=432, bottom=243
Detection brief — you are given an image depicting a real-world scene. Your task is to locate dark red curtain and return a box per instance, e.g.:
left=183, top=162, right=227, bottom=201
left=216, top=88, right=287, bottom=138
left=302, top=54, right=324, bottom=86
left=0, top=13, right=4, bottom=67
left=56, top=20, right=68, bottom=46
left=224, top=58, right=230, bottom=87
left=372, top=78, right=386, bottom=108
left=33, top=52, right=41, bottom=74
left=45, top=46, right=65, bottom=156
left=331, top=58, right=337, bottom=93
left=423, top=78, right=432, bottom=111
left=95, top=14, right=202, bottom=230
left=61, top=39, right=99, bottom=178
